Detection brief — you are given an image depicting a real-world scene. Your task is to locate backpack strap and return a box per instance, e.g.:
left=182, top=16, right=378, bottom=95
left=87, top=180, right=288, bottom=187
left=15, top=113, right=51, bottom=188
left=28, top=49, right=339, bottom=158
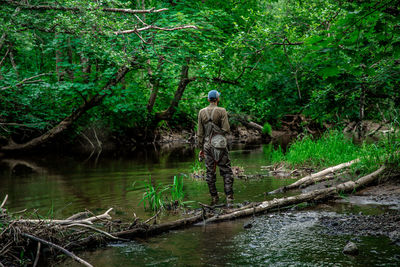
left=205, top=107, right=216, bottom=122
left=210, top=107, right=217, bottom=123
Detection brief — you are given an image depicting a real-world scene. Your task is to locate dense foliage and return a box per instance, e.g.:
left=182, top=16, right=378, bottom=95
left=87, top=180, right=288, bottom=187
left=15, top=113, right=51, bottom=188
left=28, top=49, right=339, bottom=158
left=0, top=0, right=399, bottom=146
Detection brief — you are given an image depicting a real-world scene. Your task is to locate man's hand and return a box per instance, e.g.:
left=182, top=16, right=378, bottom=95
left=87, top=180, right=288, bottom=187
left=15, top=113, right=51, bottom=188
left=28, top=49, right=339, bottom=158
left=198, top=150, right=205, bottom=161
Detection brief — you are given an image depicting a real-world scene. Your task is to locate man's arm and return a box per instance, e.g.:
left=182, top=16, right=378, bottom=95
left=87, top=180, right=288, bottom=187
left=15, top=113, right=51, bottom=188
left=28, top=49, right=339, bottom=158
left=197, top=110, right=204, bottom=148
left=221, top=108, right=230, bottom=134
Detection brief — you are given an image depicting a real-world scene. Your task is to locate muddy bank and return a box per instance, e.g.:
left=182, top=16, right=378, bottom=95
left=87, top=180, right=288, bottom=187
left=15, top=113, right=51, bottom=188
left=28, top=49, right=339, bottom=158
left=335, top=180, right=400, bottom=210
left=318, top=211, right=400, bottom=246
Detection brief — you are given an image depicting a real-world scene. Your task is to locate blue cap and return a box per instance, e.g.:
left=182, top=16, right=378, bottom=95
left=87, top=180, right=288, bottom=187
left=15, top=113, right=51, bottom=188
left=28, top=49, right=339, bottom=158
left=208, top=90, right=220, bottom=100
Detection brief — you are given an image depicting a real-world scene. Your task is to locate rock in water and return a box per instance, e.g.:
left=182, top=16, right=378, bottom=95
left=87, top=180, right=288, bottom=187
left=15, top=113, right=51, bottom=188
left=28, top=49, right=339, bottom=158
left=243, top=221, right=253, bottom=229
left=343, top=241, right=359, bottom=255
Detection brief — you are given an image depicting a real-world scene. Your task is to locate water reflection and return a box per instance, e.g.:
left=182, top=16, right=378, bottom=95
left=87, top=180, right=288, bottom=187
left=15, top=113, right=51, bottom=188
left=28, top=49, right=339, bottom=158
left=0, top=143, right=292, bottom=220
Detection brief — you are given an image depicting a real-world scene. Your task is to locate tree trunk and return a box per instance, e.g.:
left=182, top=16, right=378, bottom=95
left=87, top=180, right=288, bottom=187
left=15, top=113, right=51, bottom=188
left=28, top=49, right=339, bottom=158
left=146, top=58, right=164, bottom=114
left=55, top=33, right=64, bottom=81
left=155, top=58, right=195, bottom=121
left=66, top=37, right=74, bottom=81
left=0, top=65, right=131, bottom=152
left=231, top=114, right=271, bottom=140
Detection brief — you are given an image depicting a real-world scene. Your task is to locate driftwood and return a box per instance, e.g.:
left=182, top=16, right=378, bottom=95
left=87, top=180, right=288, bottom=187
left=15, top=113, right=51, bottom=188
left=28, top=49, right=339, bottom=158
left=231, top=114, right=266, bottom=135
left=268, top=159, right=360, bottom=194
left=22, top=233, right=93, bottom=267
left=204, top=166, right=385, bottom=223
left=0, top=203, right=114, bottom=266
left=16, top=208, right=113, bottom=225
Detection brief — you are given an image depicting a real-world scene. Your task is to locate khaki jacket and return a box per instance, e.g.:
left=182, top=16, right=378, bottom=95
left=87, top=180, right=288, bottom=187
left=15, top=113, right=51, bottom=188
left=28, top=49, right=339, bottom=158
left=197, top=103, right=230, bottom=148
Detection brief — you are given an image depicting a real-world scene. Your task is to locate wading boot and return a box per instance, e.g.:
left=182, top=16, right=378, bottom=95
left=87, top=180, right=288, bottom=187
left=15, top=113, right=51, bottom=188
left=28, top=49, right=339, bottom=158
left=211, top=195, right=219, bottom=206
left=226, top=194, right=234, bottom=208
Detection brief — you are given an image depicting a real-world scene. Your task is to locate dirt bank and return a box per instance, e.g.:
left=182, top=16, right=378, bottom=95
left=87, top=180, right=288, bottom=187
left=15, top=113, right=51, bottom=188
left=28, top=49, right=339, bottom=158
left=318, top=211, right=400, bottom=246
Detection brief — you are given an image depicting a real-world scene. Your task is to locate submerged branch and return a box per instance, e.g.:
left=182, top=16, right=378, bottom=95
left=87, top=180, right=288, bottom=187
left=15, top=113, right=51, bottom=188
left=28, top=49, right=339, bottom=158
left=22, top=233, right=93, bottom=267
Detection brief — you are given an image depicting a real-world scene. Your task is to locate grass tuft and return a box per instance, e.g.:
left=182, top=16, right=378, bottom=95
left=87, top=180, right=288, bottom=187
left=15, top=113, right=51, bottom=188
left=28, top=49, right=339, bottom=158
left=270, top=127, right=399, bottom=176
left=262, top=122, right=272, bottom=135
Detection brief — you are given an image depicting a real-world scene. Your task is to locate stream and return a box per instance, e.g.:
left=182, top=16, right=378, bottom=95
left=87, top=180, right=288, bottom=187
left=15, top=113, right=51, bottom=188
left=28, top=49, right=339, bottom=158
left=1, top=143, right=399, bottom=266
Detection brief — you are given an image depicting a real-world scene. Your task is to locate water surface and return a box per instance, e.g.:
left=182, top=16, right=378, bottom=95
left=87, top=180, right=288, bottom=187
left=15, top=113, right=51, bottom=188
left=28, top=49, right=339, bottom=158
left=1, top=143, right=399, bottom=266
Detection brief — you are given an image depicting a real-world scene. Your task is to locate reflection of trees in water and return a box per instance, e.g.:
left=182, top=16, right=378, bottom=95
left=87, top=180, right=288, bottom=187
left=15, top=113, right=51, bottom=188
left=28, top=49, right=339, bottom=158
left=0, top=158, right=93, bottom=210
left=1, top=159, right=48, bottom=176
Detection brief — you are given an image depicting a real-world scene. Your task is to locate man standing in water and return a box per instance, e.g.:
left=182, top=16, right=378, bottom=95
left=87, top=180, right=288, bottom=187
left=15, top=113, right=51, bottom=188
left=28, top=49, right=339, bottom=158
left=197, top=90, right=234, bottom=205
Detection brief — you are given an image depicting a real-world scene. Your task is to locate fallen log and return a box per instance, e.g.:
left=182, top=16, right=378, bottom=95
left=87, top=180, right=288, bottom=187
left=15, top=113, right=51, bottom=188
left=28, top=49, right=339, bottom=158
left=268, top=159, right=360, bottom=194
left=203, top=166, right=386, bottom=224
left=114, top=166, right=386, bottom=235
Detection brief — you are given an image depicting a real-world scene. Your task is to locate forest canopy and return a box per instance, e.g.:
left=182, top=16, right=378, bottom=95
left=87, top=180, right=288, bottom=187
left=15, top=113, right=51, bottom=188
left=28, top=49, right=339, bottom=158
left=0, top=0, right=399, bottom=150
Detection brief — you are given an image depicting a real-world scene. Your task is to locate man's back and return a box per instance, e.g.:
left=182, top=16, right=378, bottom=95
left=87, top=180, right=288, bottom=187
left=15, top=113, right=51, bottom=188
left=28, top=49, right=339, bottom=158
left=197, top=104, right=230, bottom=148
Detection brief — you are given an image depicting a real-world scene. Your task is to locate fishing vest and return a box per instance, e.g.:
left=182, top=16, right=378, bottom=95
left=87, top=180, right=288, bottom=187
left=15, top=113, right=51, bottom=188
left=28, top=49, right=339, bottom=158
left=204, top=107, right=227, bottom=149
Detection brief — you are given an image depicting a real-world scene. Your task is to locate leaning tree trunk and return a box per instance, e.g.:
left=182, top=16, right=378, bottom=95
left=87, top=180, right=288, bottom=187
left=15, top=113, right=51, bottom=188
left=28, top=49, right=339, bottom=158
left=0, top=66, right=131, bottom=153
left=231, top=114, right=272, bottom=140
left=155, top=58, right=195, bottom=121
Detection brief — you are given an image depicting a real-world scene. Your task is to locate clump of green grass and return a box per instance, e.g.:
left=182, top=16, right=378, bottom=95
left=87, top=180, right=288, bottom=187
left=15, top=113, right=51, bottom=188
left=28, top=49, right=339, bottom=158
left=139, top=175, right=189, bottom=212
left=171, top=175, right=184, bottom=203
left=271, top=130, right=360, bottom=168
left=140, top=178, right=168, bottom=211
left=270, top=126, right=400, bottom=176
left=189, top=160, right=206, bottom=179
left=262, top=122, right=272, bottom=135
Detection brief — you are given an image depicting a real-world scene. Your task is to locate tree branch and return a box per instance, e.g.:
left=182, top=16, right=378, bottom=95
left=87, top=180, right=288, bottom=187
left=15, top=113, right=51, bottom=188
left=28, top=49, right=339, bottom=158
left=155, top=58, right=195, bottom=121
left=22, top=233, right=93, bottom=267
left=2, top=1, right=168, bottom=14
left=0, top=73, right=51, bottom=91
left=115, top=25, right=197, bottom=35
left=282, top=38, right=301, bottom=100
left=271, top=42, right=304, bottom=45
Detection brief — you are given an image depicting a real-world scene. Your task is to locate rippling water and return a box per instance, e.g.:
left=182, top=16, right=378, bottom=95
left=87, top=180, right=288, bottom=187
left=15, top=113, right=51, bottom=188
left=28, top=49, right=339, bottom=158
left=61, top=211, right=400, bottom=267
left=1, top=143, right=399, bottom=266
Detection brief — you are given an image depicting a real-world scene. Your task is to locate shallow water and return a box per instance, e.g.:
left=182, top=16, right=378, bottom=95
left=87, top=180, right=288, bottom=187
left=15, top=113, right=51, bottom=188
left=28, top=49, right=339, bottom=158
left=0, top=143, right=292, bottom=220
left=1, top=143, right=399, bottom=266
left=61, top=211, right=400, bottom=267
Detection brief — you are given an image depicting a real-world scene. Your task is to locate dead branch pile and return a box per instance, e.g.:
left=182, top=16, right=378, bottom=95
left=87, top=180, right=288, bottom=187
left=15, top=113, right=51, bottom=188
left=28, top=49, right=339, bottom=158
left=0, top=199, right=118, bottom=267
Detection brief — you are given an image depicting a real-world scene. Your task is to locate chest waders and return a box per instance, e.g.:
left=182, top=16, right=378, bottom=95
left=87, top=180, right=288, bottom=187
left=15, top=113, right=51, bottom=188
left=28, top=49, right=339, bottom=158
left=204, top=107, right=227, bottom=170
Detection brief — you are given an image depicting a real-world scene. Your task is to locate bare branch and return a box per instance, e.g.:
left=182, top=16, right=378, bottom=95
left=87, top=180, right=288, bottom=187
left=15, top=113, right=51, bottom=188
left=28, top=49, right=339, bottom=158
left=0, top=48, right=10, bottom=67
left=66, top=223, right=124, bottom=240
left=271, top=42, right=304, bottom=45
left=2, top=1, right=168, bottom=14
left=115, top=25, right=197, bottom=35
left=282, top=38, right=301, bottom=100
left=0, top=73, right=51, bottom=91
left=0, top=194, right=8, bottom=209
left=22, top=233, right=93, bottom=267
left=134, top=14, right=147, bottom=26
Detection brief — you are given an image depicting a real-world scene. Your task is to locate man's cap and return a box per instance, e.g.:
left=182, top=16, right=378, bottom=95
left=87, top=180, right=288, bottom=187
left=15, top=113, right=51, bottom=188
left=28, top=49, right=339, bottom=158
left=208, top=90, right=220, bottom=100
